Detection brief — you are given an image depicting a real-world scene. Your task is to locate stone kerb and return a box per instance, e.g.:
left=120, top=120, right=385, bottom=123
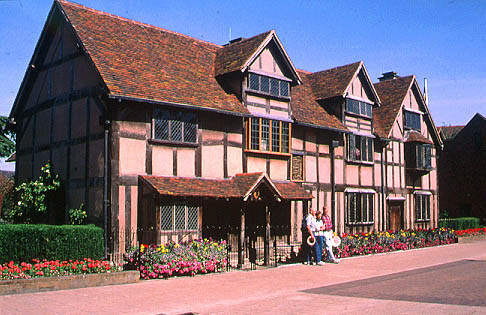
left=0, top=270, right=139, bottom=296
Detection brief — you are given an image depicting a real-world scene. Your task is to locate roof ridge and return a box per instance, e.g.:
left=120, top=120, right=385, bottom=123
left=311, top=61, right=362, bottom=76
left=57, top=0, right=222, bottom=48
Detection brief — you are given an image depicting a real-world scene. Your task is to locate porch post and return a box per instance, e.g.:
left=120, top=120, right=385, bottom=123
left=238, top=206, right=245, bottom=268
left=264, top=205, right=270, bottom=266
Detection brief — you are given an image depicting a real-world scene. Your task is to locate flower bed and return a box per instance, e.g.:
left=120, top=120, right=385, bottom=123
left=335, top=228, right=456, bottom=259
left=1, top=258, right=116, bottom=280
left=455, top=227, right=486, bottom=237
left=124, top=238, right=227, bottom=280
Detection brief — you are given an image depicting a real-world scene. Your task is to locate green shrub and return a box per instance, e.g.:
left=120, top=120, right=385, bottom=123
left=68, top=203, right=87, bottom=225
left=439, top=217, right=480, bottom=230
left=0, top=224, right=104, bottom=264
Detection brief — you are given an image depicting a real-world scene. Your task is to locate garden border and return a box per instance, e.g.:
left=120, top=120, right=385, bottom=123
left=0, top=270, right=139, bottom=296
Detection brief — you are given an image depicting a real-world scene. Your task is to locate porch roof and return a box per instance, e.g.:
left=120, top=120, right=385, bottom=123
left=139, top=173, right=312, bottom=200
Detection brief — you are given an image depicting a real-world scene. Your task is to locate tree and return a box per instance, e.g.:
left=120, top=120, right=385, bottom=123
left=0, top=116, right=15, bottom=159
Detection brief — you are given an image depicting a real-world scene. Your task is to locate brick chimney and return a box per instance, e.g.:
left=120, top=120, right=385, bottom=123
left=378, top=71, right=398, bottom=81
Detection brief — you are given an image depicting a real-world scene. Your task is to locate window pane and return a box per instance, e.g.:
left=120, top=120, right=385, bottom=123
left=249, top=73, right=259, bottom=90
left=424, top=145, right=431, bottom=169
left=183, top=113, right=197, bottom=143
left=348, top=134, right=356, bottom=160
left=250, top=118, right=260, bottom=150
left=271, top=120, right=280, bottom=152
left=170, top=112, right=183, bottom=142
left=349, top=193, right=357, bottom=223
left=368, top=194, right=374, bottom=222
left=280, top=81, right=289, bottom=96
left=426, top=196, right=430, bottom=220
left=416, top=145, right=424, bottom=169
left=368, top=138, right=373, bottom=162
left=360, top=102, right=366, bottom=116
left=415, top=195, right=421, bottom=220
left=260, top=76, right=269, bottom=93
left=187, top=206, right=198, bottom=230
left=270, top=78, right=279, bottom=96
left=154, top=109, right=170, bottom=140
left=366, top=104, right=372, bottom=117
left=361, top=137, right=367, bottom=162
left=160, top=205, right=173, bottom=231
left=281, top=122, right=289, bottom=153
left=261, top=119, right=270, bottom=151
left=362, top=194, right=368, bottom=222
left=174, top=205, right=186, bottom=230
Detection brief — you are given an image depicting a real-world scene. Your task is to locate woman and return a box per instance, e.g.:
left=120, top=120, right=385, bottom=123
left=314, top=210, right=325, bottom=266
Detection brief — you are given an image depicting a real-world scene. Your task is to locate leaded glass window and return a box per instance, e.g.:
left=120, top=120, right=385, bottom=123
left=248, top=118, right=290, bottom=154
left=346, top=192, right=374, bottom=224
left=154, top=108, right=197, bottom=144
left=160, top=204, right=199, bottom=231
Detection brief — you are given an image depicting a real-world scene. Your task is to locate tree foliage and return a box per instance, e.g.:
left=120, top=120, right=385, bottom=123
left=4, top=162, right=60, bottom=223
left=0, top=116, right=15, bottom=159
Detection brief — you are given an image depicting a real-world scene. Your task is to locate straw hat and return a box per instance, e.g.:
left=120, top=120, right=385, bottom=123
left=307, top=235, right=316, bottom=246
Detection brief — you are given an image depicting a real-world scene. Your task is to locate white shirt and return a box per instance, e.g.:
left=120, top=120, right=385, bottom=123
left=306, top=214, right=317, bottom=232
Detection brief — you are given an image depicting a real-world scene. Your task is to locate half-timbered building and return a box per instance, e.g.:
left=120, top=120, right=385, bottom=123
left=9, top=0, right=442, bottom=263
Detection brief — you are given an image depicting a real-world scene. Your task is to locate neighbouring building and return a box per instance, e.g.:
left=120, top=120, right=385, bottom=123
left=9, top=0, right=442, bottom=263
left=438, top=113, right=486, bottom=223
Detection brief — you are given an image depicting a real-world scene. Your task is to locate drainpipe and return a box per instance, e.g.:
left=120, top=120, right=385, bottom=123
left=103, top=119, right=111, bottom=259
left=381, top=144, right=385, bottom=231
left=330, top=139, right=339, bottom=230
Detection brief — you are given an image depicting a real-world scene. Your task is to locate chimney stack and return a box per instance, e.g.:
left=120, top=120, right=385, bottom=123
left=378, top=71, right=398, bottom=82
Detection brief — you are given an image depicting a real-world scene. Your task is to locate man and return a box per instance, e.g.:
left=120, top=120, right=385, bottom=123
left=303, top=208, right=319, bottom=265
left=322, top=206, right=340, bottom=264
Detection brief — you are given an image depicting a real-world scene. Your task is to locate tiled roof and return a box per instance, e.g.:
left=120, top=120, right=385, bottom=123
left=404, top=131, right=433, bottom=144
left=291, top=70, right=348, bottom=132
left=140, top=173, right=312, bottom=200
left=307, top=62, right=362, bottom=100
left=58, top=1, right=248, bottom=115
left=214, top=31, right=273, bottom=77
left=373, top=76, right=414, bottom=138
left=438, top=125, right=464, bottom=141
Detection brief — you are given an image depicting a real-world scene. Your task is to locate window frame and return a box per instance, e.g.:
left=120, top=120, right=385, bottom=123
left=152, top=108, right=198, bottom=145
left=346, top=133, right=374, bottom=163
left=345, top=98, right=373, bottom=118
left=345, top=192, right=375, bottom=225
left=405, top=143, right=432, bottom=171
left=415, top=194, right=431, bottom=222
left=247, top=73, right=290, bottom=98
left=160, top=203, right=200, bottom=232
left=246, top=117, right=291, bottom=156
left=404, top=110, right=421, bottom=131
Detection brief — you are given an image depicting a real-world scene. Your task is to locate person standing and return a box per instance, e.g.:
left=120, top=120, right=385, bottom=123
left=303, top=208, right=317, bottom=265
left=314, top=210, right=325, bottom=266
left=322, top=206, right=340, bottom=263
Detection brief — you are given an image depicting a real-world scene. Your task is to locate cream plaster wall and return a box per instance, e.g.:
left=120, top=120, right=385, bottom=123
left=151, top=146, right=173, bottom=176
left=119, top=138, right=146, bottom=175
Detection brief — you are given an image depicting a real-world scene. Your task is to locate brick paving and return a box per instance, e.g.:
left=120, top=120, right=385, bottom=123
left=1, top=240, right=486, bottom=315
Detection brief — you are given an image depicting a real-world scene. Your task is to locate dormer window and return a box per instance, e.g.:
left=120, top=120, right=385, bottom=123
left=345, top=98, right=372, bottom=118
left=248, top=73, right=290, bottom=97
left=404, top=110, right=421, bottom=131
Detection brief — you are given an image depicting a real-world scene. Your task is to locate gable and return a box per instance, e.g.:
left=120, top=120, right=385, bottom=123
left=10, top=2, right=103, bottom=119
left=248, top=40, right=293, bottom=81
left=345, top=69, right=378, bottom=104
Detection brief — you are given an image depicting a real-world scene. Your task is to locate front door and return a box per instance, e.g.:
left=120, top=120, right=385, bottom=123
left=390, top=205, right=402, bottom=231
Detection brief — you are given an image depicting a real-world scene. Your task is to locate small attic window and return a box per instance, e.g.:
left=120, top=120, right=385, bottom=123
left=248, top=73, right=289, bottom=98
left=345, top=98, right=372, bottom=118
left=404, top=111, right=421, bottom=131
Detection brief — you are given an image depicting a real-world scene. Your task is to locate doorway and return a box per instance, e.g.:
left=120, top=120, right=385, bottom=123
left=390, top=204, right=403, bottom=231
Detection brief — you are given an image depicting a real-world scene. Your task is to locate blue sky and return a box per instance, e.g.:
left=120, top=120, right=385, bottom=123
left=0, top=0, right=485, bottom=170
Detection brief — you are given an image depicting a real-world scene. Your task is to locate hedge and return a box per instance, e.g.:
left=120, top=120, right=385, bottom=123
left=0, top=224, right=104, bottom=264
left=439, top=217, right=480, bottom=230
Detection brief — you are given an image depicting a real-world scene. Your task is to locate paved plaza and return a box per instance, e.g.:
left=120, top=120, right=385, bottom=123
left=1, top=240, right=486, bottom=315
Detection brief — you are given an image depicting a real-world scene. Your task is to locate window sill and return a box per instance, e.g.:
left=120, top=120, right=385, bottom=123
left=245, top=149, right=291, bottom=157
left=345, top=159, right=374, bottom=166
left=346, top=222, right=375, bottom=226
left=160, top=229, right=199, bottom=234
left=244, top=89, right=291, bottom=102
left=148, top=138, right=198, bottom=148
